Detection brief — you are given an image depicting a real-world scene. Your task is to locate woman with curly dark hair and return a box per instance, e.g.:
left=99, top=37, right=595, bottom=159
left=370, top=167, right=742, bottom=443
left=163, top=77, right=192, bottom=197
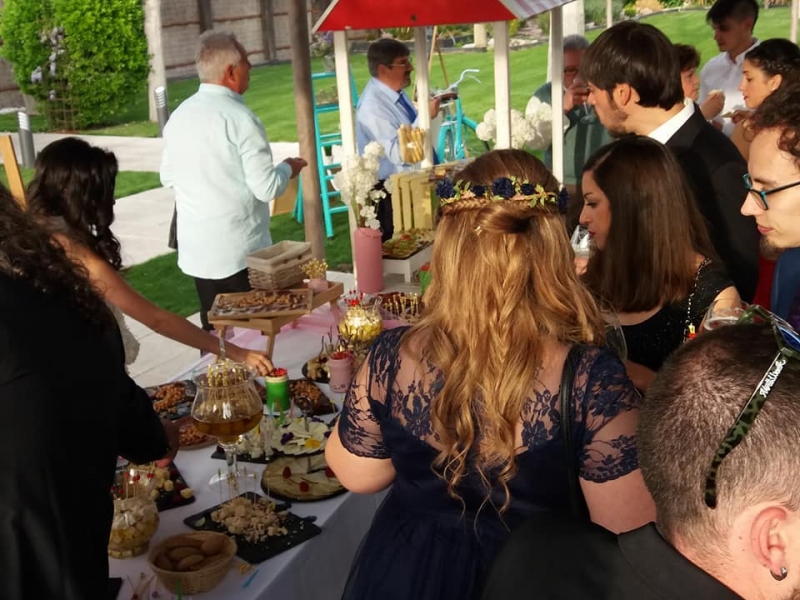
left=0, top=189, right=177, bottom=599
left=27, top=137, right=273, bottom=373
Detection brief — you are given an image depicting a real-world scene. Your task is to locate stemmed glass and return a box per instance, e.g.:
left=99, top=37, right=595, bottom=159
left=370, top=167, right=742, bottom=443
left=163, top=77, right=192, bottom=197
left=570, top=225, right=592, bottom=259
left=602, top=311, right=628, bottom=362
left=703, top=299, right=750, bottom=331
left=191, top=361, right=263, bottom=492
left=573, top=76, right=596, bottom=125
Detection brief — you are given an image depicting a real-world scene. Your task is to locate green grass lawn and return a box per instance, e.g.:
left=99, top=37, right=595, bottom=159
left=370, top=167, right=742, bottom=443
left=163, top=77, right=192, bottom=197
left=114, top=8, right=796, bottom=315
left=0, top=168, right=161, bottom=198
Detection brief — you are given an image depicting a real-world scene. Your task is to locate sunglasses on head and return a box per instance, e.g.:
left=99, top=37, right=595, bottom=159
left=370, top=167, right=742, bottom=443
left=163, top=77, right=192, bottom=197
left=704, top=305, right=800, bottom=509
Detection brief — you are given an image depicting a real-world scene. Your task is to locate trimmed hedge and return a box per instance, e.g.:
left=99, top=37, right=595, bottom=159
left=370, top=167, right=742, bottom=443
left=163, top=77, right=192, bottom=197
left=0, top=0, right=150, bottom=129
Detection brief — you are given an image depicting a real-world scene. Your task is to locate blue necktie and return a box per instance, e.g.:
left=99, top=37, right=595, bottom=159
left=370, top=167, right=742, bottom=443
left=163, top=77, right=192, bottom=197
left=397, top=92, right=417, bottom=122
left=398, top=92, right=440, bottom=164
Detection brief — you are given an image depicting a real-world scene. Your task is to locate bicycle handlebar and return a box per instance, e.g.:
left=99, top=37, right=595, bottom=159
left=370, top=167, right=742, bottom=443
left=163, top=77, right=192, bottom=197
left=442, top=69, right=481, bottom=93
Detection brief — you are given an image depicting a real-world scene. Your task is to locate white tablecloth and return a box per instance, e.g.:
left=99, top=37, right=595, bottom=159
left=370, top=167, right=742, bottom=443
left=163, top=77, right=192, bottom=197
left=110, top=307, right=386, bottom=599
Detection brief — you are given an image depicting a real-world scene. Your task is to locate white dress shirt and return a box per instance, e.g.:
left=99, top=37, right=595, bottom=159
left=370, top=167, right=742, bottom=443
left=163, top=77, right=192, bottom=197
left=356, top=78, right=417, bottom=180
left=647, top=99, right=695, bottom=144
left=160, top=84, right=291, bottom=280
left=699, top=39, right=760, bottom=137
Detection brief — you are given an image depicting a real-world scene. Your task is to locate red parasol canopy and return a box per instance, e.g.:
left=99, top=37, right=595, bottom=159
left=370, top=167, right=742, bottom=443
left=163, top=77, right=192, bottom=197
left=313, top=0, right=567, bottom=31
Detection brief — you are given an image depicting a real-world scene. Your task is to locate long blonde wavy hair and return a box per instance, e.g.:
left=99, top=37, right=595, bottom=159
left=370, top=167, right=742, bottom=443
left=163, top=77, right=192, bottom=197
left=402, top=149, right=605, bottom=511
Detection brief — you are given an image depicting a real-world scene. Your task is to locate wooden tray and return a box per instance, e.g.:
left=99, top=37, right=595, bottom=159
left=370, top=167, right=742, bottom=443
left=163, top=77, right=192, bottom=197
left=183, top=492, right=321, bottom=564
left=208, top=289, right=313, bottom=321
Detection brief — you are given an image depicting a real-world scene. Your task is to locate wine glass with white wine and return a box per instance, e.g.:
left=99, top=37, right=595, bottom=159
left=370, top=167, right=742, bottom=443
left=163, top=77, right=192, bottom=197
left=191, top=361, right=263, bottom=492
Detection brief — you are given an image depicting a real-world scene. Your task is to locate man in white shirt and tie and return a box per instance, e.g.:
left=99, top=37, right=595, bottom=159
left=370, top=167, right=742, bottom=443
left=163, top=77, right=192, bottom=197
left=698, top=0, right=760, bottom=136
left=356, top=38, right=439, bottom=240
left=161, top=31, right=306, bottom=331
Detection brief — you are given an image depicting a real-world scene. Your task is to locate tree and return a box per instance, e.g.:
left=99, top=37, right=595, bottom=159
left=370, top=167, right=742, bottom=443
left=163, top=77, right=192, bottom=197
left=0, top=0, right=150, bottom=129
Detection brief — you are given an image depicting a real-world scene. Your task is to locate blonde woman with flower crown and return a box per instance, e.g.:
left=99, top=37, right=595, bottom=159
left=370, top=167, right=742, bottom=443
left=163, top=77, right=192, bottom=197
left=326, top=149, right=655, bottom=600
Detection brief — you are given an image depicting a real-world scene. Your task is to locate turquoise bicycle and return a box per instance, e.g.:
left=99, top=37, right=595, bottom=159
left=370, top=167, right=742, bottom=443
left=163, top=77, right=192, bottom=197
left=435, top=69, right=488, bottom=162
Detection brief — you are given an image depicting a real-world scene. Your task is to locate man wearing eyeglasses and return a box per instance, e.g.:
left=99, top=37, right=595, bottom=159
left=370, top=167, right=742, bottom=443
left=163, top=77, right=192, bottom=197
left=741, top=74, right=800, bottom=328
left=357, top=39, right=440, bottom=240
left=483, top=321, right=800, bottom=599
left=528, top=34, right=612, bottom=229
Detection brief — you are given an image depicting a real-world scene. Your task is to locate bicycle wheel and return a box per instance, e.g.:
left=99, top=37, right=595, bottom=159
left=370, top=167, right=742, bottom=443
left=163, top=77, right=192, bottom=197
left=439, top=124, right=457, bottom=162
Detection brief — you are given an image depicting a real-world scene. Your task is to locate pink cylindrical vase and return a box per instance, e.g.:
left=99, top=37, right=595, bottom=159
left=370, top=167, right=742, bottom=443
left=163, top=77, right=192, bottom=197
left=328, top=355, right=354, bottom=393
left=354, top=227, right=384, bottom=294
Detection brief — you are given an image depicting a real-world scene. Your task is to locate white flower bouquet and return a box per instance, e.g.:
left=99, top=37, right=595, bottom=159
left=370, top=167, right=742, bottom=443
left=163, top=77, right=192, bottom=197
left=333, top=141, right=387, bottom=230
left=476, top=100, right=554, bottom=151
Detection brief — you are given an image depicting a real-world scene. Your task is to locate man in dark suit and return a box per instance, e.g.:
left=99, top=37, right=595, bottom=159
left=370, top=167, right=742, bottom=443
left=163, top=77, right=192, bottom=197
left=483, top=323, right=800, bottom=599
left=580, top=21, right=760, bottom=301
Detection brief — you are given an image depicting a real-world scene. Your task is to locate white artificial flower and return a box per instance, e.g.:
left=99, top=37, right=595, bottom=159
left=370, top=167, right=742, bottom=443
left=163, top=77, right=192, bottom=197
left=366, top=217, right=381, bottom=230
left=475, top=121, right=495, bottom=142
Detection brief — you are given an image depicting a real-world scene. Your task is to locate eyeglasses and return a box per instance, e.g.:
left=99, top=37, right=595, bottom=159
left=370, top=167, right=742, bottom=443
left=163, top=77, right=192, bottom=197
left=387, top=60, right=412, bottom=69
left=742, top=173, right=800, bottom=210
left=704, top=305, right=800, bottom=509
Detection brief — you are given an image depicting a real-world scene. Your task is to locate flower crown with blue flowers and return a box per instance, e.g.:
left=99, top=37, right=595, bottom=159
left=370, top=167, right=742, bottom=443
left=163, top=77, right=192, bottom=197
left=436, top=176, right=568, bottom=213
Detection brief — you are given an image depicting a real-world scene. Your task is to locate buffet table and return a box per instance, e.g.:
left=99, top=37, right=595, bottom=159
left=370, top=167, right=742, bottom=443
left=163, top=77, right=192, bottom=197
left=110, top=307, right=387, bottom=599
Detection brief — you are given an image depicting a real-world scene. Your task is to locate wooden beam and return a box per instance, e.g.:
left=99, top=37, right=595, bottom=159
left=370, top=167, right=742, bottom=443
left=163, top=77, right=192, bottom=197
left=260, top=0, right=277, bottom=61
left=197, top=0, right=213, bottom=32
left=0, top=135, right=26, bottom=208
left=289, top=0, right=325, bottom=260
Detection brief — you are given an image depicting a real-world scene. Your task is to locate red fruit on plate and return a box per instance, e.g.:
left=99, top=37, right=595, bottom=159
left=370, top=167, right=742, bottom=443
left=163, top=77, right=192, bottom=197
left=299, top=481, right=310, bottom=492
left=325, top=467, right=335, bottom=478
left=282, top=467, right=292, bottom=479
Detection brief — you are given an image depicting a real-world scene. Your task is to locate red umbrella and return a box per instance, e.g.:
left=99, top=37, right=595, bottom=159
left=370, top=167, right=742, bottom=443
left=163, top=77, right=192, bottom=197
left=313, top=0, right=562, bottom=30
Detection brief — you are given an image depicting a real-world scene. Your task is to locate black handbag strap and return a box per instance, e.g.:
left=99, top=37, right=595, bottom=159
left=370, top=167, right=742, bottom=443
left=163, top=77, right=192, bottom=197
left=559, top=344, right=584, bottom=518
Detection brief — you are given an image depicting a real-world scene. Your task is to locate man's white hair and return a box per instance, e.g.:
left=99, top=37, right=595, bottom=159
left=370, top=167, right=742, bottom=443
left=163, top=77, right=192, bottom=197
left=195, top=31, right=243, bottom=83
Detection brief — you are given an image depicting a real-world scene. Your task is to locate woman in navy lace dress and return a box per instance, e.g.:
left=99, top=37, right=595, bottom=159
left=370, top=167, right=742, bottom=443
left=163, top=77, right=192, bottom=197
left=326, top=150, right=655, bottom=600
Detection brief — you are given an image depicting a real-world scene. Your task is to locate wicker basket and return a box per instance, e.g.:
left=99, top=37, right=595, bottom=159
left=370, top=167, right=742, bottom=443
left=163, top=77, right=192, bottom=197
left=246, top=240, right=313, bottom=291
left=147, top=531, right=236, bottom=595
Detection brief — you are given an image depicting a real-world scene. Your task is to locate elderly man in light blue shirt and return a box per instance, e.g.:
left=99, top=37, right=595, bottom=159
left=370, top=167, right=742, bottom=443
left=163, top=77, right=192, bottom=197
left=161, top=31, right=306, bottom=331
left=356, top=39, right=439, bottom=239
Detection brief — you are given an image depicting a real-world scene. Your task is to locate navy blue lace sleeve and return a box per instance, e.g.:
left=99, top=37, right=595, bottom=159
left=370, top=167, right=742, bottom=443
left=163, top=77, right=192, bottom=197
left=574, top=347, right=642, bottom=482
left=337, top=328, right=408, bottom=459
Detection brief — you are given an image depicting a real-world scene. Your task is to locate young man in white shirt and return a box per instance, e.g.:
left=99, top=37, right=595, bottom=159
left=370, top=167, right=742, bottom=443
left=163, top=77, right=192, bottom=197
left=698, top=0, right=760, bottom=136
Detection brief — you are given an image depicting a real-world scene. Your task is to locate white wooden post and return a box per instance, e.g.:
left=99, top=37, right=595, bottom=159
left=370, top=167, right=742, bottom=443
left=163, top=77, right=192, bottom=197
left=413, top=27, right=433, bottom=166
left=550, top=7, right=565, bottom=186
left=791, top=0, right=798, bottom=44
left=333, top=30, right=360, bottom=279
left=334, top=30, right=356, bottom=156
left=474, top=23, right=488, bottom=48
left=606, top=0, right=614, bottom=27
left=144, top=0, right=166, bottom=123
left=493, top=20, right=512, bottom=149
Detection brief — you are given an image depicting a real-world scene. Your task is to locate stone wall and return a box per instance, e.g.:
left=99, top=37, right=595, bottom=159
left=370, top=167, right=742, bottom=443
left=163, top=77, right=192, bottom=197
left=162, top=0, right=317, bottom=79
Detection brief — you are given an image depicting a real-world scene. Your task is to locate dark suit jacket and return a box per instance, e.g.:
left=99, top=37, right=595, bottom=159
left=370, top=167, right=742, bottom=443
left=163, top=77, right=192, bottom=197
left=481, top=512, right=743, bottom=599
left=666, top=109, right=760, bottom=301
